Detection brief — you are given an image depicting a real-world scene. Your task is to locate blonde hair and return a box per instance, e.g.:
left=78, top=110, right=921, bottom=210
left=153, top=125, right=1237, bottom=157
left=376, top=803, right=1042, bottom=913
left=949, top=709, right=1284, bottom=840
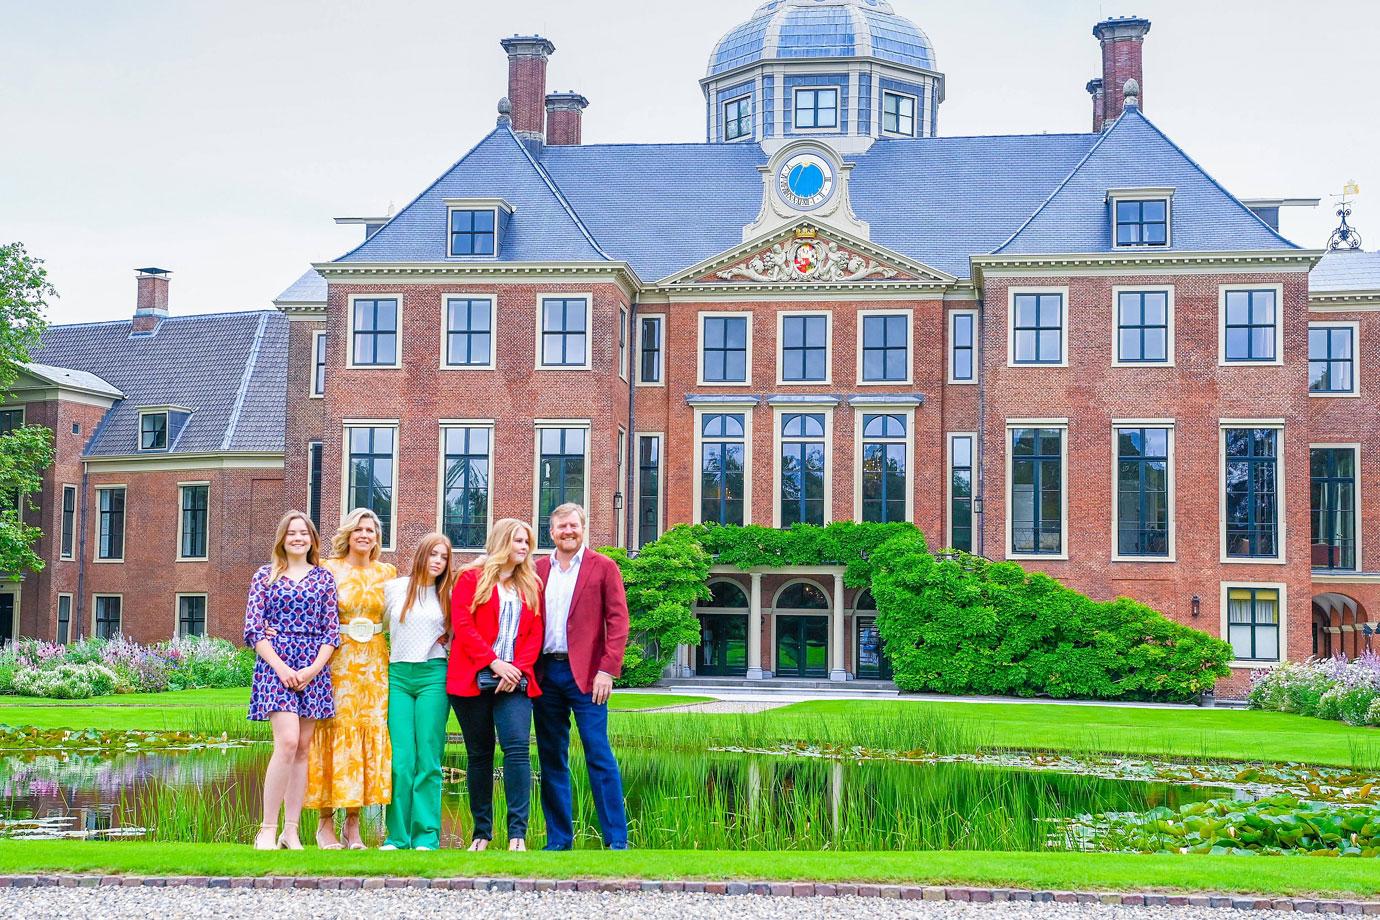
left=268, top=511, right=321, bottom=584
left=402, top=532, right=454, bottom=624
left=331, top=507, right=384, bottom=561
left=549, top=502, right=587, bottom=528
left=462, top=518, right=542, bottom=615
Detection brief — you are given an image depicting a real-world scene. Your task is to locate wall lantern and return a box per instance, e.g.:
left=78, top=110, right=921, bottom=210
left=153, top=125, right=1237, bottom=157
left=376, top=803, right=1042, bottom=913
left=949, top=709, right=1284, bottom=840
left=613, top=491, right=624, bottom=513
left=1191, top=594, right=1201, bottom=618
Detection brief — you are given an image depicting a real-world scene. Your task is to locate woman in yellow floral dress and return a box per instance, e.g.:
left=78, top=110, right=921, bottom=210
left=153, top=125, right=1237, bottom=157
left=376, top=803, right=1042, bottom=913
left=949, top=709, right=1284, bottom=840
left=308, top=507, right=396, bottom=849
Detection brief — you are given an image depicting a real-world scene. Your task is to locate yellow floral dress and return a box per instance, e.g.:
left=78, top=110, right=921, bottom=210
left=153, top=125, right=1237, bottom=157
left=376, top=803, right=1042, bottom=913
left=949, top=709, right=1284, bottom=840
left=306, top=559, right=396, bottom=809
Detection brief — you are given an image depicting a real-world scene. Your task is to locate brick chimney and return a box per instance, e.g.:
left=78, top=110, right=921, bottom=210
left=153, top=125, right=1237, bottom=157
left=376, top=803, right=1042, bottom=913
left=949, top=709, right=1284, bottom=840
left=1093, top=16, right=1151, bottom=127
left=545, top=92, right=589, bottom=146
left=1086, top=78, right=1105, bottom=132
left=500, top=35, right=555, bottom=143
left=132, top=267, right=171, bottom=334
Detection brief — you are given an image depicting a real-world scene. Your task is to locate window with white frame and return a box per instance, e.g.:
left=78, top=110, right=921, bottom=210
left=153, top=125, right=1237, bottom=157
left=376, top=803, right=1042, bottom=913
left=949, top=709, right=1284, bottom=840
left=950, top=310, right=977, bottom=382
left=444, top=297, right=493, bottom=368
left=178, top=594, right=207, bottom=637
left=179, top=484, right=209, bottom=560
left=724, top=95, right=752, bottom=141
left=1011, top=293, right=1064, bottom=365
left=310, top=330, right=327, bottom=397
left=56, top=594, right=72, bottom=644
left=345, top=425, right=396, bottom=548
left=307, top=442, right=323, bottom=532
left=442, top=426, right=490, bottom=549
left=1222, top=289, right=1279, bottom=363
left=1311, top=447, right=1356, bottom=571
left=1009, top=426, right=1064, bottom=556
left=949, top=434, right=975, bottom=552
left=93, top=595, right=122, bottom=639
left=537, top=427, right=586, bottom=548
left=702, top=315, right=749, bottom=383
left=882, top=91, right=916, bottom=136
left=448, top=208, right=497, bottom=257
left=1116, top=290, right=1171, bottom=363
left=350, top=298, right=400, bottom=367
left=1226, top=586, right=1280, bottom=662
left=618, top=307, right=629, bottom=381
left=1115, top=427, right=1171, bottom=557
left=861, top=314, right=909, bottom=383
left=1309, top=323, right=1356, bottom=394
left=140, top=411, right=168, bottom=451
left=781, top=314, right=828, bottom=382
left=794, top=87, right=838, bottom=129
left=1223, top=427, right=1279, bottom=559
left=1113, top=198, right=1169, bottom=247
left=779, top=413, right=826, bottom=526
left=539, top=297, right=589, bottom=368
left=0, top=408, right=22, bottom=435
left=60, top=485, right=76, bottom=560
left=860, top=414, right=906, bottom=524
left=700, top=413, right=747, bottom=525
left=97, top=486, right=125, bottom=561
left=637, top=435, right=661, bottom=548
left=638, top=315, right=664, bottom=384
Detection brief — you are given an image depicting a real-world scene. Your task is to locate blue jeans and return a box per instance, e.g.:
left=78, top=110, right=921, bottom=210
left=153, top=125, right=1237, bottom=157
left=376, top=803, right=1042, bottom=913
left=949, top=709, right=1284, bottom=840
left=533, top=656, right=628, bottom=849
left=451, top=689, right=533, bottom=841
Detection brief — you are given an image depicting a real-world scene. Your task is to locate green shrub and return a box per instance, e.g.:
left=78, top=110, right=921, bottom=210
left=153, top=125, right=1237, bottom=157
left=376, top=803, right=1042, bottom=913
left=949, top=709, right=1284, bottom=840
left=1247, top=661, right=1332, bottom=716
left=0, top=662, right=15, bottom=694
left=603, top=526, right=711, bottom=688
left=12, top=662, right=119, bottom=699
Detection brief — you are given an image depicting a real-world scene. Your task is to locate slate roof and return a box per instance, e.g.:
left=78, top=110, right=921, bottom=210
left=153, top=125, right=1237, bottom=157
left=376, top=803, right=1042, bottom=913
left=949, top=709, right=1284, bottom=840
left=1310, top=249, right=1380, bottom=293
left=20, top=363, right=123, bottom=400
left=275, top=268, right=327, bottom=304
left=31, top=311, right=287, bottom=456
left=709, top=0, right=936, bottom=76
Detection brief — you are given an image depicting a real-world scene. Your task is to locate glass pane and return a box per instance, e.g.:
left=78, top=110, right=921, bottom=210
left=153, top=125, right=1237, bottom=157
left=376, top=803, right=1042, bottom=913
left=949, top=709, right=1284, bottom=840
left=1225, top=291, right=1251, bottom=325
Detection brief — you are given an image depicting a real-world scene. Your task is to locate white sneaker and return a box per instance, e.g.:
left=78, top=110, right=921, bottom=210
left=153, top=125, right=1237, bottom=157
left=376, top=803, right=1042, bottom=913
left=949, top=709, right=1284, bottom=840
left=415, top=845, right=435, bottom=851
left=378, top=844, right=400, bottom=851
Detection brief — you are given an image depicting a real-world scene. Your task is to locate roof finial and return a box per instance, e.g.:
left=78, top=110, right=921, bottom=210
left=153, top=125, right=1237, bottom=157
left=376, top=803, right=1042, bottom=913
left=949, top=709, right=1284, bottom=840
left=497, top=97, right=513, bottom=126
left=1122, top=78, right=1140, bottom=110
left=1328, top=181, right=1363, bottom=251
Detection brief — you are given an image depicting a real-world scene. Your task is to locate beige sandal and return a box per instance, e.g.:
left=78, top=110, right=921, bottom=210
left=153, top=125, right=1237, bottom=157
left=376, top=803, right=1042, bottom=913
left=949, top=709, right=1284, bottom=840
left=252, top=823, right=278, bottom=851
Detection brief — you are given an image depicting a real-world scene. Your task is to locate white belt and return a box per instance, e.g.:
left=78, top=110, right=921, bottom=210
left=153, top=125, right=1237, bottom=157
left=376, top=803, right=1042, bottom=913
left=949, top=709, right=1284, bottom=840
left=343, top=617, right=384, bottom=643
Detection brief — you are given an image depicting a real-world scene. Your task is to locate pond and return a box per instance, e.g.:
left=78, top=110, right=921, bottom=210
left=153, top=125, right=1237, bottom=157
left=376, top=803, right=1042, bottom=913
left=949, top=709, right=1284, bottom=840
left=0, top=740, right=1230, bottom=851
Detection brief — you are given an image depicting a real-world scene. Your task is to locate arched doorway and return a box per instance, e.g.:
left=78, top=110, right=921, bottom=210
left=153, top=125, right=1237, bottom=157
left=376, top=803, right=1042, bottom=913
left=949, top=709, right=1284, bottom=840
left=696, top=579, right=749, bottom=676
left=1312, top=592, right=1371, bottom=659
left=773, top=580, right=830, bottom=678
left=853, top=590, right=892, bottom=680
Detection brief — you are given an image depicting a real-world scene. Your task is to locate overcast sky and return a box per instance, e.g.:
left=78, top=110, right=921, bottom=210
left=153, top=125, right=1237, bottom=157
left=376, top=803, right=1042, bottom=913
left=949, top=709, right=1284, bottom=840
left=3, top=0, right=1377, bottom=325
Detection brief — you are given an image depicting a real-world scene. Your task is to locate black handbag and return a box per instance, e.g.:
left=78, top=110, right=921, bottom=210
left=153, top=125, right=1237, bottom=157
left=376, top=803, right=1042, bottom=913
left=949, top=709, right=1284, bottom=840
left=477, top=666, right=528, bottom=693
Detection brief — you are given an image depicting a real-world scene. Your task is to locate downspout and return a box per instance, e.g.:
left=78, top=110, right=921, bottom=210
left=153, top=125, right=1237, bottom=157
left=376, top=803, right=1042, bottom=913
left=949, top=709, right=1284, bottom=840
left=624, top=295, right=639, bottom=551
left=975, top=294, right=986, bottom=558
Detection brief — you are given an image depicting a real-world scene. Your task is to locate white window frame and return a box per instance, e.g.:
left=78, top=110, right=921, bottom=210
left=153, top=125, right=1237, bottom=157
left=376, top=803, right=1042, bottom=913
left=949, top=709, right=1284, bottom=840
left=1006, top=286, right=1070, bottom=368
left=636, top=313, right=666, bottom=387
left=1110, top=420, right=1177, bottom=563
left=723, top=93, right=753, bottom=142
left=777, top=310, right=833, bottom=386
left=346, top=294, right=404, bottom=370
left=633, top=431, right=665, bottom=548
left=792, top=86, right=840, bottom=132
left=946, top=431, right=977, bottom=551
left=697, top=311, right=754, bottom=387
left=1111, top=286, right=1176, bottom=367
left=91, top=593, right=123, bottom=640
left=175, top=592, right=209, bottom=638
left=618, top=307, right=629, bottom=382
left=881, top=89, right=918, bottom=138
left=1307, top=320, right=1360, bottom=398
left=947, top=308, right=978, bottom=384
left=1218, top=419, right=1287, bottom=565
left=1310, top=442, right=1362, bottom=573
left=1004, top=419, right=1070, bottom=561
left=1219, top=581, right=1288, bottom=669
left=59, top=483, right=77, bottom=560
left=534, top=294, right=594, bottom=371
left=445, top=203, right=502, bottom=259
left=439, top=293, right=498, bottom=371
left=94, top=484, right=126, bottom=563
left=436, top=420, right=496, bottom=553
left=692, top=405, right=754, bottom=526
left=176, top=480, right=211, bottom=563
left=310, top=329, right=327, bottom=397
left=341, top=420, right=401, bottom=553
left=1218, top=283, right=1285, bottom=367
left=532, top=419, right=594, bottom=541
left=56, top=592, right=73, bottom=644
left=1109, top=190, right=1174, bottom=249
left=137, top=408, right=170, bottom=452
left=852, top=406, right=915, bottom=524
left=856, top=308, right=913, bottom=386
left=771, top=404, right=834, bottom=528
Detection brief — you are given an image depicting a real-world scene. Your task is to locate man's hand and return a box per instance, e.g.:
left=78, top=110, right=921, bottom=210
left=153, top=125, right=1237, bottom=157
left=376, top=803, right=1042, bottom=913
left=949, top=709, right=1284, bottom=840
left=591, top=670, right=614, bottom=706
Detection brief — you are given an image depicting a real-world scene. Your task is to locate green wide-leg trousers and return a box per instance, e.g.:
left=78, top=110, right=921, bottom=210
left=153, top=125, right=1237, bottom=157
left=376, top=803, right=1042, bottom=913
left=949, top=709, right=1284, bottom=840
left=384, top=659, right=450, bottom=849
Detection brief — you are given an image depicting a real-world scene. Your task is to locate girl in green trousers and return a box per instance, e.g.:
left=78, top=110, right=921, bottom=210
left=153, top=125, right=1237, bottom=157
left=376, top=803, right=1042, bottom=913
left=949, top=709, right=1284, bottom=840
left=379, top=533, right=455, bottom=850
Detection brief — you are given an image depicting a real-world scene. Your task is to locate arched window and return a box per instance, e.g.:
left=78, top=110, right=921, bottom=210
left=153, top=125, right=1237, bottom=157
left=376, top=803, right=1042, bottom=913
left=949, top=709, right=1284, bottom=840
left=702, top=580, right=749, bottom=609
left=854, top=590, right=877, bottom=612
left=774, top=580, right=829, bottom=610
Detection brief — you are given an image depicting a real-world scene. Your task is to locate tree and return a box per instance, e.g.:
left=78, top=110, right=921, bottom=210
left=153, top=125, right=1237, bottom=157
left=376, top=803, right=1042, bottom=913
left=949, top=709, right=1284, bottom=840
left=602, top=527, right=711, bottom=687
left=0, top=243, right=56, bottom=578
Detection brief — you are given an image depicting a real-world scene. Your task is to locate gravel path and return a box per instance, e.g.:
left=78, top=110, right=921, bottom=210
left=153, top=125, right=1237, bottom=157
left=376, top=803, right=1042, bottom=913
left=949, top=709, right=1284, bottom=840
left=0, top=888, right=1299, bottom=920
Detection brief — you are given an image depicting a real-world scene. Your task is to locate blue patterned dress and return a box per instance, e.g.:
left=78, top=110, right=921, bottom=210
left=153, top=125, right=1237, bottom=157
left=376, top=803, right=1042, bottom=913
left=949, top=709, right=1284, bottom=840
left=245, top=564, right=341, bottom=721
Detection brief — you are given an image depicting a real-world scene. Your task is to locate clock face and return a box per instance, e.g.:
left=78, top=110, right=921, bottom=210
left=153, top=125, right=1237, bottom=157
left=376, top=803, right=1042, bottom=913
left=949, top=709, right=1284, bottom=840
left=777, top=152, right=835, bottom=211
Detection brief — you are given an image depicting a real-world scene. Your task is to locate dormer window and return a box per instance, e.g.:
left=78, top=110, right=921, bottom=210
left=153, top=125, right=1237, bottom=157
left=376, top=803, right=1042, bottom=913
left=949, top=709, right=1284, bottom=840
left=140, top=411, right=168, bottom=451
left=793, top=87, right=838, bottom=130
left=882, top=91, right=917, bottom=137
left=1108, top=188, right=1173, bottom=248
left=724, top=95, right=752, bottom=141
left=444, top=199, right=512, bottom=259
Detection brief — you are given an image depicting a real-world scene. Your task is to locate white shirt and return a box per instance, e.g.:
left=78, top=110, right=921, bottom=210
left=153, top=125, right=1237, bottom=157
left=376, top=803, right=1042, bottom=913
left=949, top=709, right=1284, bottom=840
left=542, top=545, right=585, bottom=654
left=383, top=577, right=449, bottom=663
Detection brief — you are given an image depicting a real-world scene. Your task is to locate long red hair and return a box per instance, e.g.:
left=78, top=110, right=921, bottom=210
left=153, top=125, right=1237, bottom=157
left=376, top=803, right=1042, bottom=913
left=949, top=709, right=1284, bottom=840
left=401, top=532, right=455, bottom=623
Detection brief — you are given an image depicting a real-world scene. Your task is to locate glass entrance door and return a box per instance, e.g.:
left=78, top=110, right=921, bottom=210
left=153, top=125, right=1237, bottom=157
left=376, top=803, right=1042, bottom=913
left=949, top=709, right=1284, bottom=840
left=0, top=593, right=14, bottom=645
left=775, top=615, right=828, bottom=678
left=696, top=614, right=748, bottom=676
left=855, top=616, right=892, bottom=680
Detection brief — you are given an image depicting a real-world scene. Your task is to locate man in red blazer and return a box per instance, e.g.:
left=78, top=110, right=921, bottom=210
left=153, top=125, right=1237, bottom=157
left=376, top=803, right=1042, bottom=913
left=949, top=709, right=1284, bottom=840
left=533, top=502, right=630, bottom=850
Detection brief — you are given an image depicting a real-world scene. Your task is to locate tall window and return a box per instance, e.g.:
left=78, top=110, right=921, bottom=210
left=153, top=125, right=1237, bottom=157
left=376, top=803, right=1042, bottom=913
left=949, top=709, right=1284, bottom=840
left=0, top=409, right=21, bottom=435
left=637, top=436, right=661, bottom=547
left=180, top=484, right=209, bottom=560
left=311, top=331, right=327, bottom=396
left=860, top=414, right=906, bottom=523
left=540, top=298, right=588, bottom=368
left=351, top=298, right=399, bottom=366
left=1309, top=324, right=1356, bottom=394
left=97, top=487, right=125, bottom=560
left=1012, top=293, right=1063, bottom=365
left=780, top=413, right=826, bottom=527
left=781, top=315, right=828, bottom=382
left=1010, top=427, right=1063, bottom=555
left=1311, top=447, right=1356, bottom=571
left=882, top=91, right=916, bottom=136
left=724, top=96, right=751, bottom=141
left=442, top=427, right=489, bottom=549
left=1117, top=291, right=1170, bottom=363
left=94, top=595, right=122, bottom=639
left=950, top=310, right=976, bottom=382
left=639, top=316, right=663, bottom=384
left=57, top=594, right=71, bottom=644
left=445, top=297, right=493, bottom=367
left=178, top=595, right=207, bottom=637
left=794, top=87, right=838, bottom=129
left=1227, top=587, right=1280, bottom=662
left=140, top=412, right=168, bottom=451
left=1224, top=428, right=1278, bottom=558
left=703, top=316, right=748, bottom=383
left=346, top=426, right=395, bottom=547
left=449, top=208, right=496, bottom=257
left=949, top=435, right=975, bottom=552
left=537, top=428, right=586, bottom=548
left=701, top=413, right=746, bottom=526
left=618, top=308, right=628, bottom=380
left=1116, top=427, right=1170, bottom=557
left=1114, top=199, right=1169, bottom=247
left=307, top=442, right=323, bottom=531
left=60, top=485, right=76, bottom=559
left=861, top=314, right=908, bottom=382
left=1223, top=289, right=1278, bottom=363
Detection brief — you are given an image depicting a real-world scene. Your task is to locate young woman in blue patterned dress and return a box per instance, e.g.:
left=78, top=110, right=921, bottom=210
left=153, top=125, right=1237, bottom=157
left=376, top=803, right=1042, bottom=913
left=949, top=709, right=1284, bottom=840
left=245, top=510, right=341, bottom=850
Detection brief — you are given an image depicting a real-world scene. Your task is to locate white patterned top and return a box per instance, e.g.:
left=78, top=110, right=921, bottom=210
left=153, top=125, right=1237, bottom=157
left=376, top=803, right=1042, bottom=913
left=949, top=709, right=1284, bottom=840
left=383, top=577, right=449, bottom=663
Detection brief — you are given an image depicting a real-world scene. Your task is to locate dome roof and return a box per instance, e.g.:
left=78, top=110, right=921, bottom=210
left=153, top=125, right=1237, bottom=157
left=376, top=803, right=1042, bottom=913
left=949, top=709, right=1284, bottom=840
left=708, top=0, right=936, bottom=78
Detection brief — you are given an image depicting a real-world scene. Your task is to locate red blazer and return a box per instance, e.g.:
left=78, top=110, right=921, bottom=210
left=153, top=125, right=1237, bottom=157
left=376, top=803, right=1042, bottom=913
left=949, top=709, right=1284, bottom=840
left=536, top=548, right=630, bottom=695
left=446, top=568, right=544, bottom=698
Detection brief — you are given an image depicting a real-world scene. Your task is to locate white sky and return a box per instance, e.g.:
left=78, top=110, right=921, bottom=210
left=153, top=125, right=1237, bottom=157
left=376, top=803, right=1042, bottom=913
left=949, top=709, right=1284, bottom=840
left=3, top=0, right=1377, bottom=325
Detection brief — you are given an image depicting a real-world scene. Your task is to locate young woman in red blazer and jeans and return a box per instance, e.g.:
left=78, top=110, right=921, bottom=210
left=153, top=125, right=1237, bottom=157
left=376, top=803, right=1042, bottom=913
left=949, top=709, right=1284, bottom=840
left=447, top=518, right=544, bottom=852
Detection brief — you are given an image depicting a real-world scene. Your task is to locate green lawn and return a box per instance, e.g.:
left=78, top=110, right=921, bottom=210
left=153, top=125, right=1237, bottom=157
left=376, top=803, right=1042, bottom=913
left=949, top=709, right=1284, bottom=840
left=0, top=842, right=1375, bottom=897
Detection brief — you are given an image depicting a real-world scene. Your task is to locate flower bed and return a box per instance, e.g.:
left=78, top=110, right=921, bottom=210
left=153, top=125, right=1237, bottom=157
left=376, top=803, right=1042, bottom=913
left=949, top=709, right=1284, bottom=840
left=0, top=636, right=254, bottom=699
left=1248, top=653, right=1380, bottom=727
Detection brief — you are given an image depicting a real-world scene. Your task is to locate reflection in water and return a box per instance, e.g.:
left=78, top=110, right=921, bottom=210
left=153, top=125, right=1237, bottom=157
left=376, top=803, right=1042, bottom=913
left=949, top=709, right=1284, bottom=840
left=0, top=744, right=1227, bottom=850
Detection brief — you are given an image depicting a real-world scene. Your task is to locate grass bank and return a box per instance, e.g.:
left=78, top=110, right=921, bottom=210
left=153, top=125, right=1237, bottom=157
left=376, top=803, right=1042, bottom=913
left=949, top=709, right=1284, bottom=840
left=0, top=842, right=1375, bottom=897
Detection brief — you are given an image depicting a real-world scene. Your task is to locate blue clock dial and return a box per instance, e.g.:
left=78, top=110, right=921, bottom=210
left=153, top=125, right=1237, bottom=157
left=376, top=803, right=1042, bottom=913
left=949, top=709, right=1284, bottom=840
left=787, top=162, right=825, bottom=199
left=776, top=151, right=836, bottom=212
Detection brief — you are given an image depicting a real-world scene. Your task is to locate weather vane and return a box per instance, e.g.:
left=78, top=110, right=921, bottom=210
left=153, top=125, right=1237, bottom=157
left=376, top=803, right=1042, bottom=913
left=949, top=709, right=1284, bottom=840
left=1327, top=181, right=1362, bottom=251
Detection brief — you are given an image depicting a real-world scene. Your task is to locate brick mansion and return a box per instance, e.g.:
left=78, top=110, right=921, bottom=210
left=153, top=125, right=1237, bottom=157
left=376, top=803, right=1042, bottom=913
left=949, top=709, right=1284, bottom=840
left=5, top=0, right=1379, bottom=695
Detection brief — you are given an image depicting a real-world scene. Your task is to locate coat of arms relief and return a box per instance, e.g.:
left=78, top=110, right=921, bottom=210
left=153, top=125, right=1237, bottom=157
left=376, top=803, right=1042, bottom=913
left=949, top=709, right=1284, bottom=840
left=715, top=233, right=900, bottom=284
